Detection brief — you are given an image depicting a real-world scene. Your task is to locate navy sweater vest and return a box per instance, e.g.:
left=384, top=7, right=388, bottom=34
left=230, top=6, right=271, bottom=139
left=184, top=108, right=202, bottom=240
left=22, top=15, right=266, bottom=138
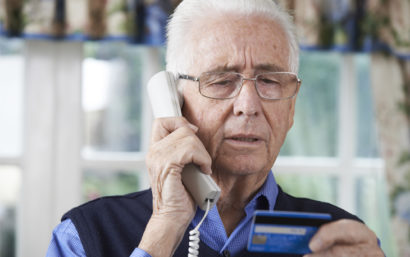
left=63, top=186, right=361, bottom=257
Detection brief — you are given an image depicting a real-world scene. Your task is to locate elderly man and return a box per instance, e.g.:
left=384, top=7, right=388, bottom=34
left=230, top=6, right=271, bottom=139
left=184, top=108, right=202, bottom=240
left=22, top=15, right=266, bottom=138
left=47, top=0, right=384, bottom=257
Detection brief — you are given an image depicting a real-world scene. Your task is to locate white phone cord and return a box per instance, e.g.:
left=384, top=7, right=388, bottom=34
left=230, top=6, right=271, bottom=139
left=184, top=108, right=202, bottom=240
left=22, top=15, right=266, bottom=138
left=188, top=200, right=212, bottom=257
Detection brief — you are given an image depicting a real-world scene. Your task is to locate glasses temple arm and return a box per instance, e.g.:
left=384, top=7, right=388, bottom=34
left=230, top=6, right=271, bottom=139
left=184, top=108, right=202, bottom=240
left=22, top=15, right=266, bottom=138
left=178, top=74, right=199, bottom=82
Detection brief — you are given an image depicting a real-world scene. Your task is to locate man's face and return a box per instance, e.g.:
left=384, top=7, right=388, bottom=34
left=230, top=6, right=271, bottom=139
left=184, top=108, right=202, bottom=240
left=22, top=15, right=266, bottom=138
left=181, top=15, right=298, bottom=179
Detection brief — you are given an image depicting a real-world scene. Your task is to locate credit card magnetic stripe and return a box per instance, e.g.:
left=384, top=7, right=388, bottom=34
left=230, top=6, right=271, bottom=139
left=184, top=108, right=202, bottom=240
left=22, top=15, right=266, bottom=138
left=254, top=215, right=331, bottom=226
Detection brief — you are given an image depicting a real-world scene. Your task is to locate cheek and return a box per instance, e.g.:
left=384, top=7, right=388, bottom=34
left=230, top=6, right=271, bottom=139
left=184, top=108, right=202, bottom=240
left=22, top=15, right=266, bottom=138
left=265, top=102, right=293, bottom=145
left=197, top=106, right=228, bottom=152
left=183, top=98, right=229, bottom=154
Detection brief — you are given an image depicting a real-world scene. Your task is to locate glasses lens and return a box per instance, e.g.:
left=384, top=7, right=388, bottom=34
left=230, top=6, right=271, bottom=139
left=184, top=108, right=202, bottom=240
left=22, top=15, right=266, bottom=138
left=256, top=73, right=298, bottom=99
left=199, top=72, right=241, bottom=99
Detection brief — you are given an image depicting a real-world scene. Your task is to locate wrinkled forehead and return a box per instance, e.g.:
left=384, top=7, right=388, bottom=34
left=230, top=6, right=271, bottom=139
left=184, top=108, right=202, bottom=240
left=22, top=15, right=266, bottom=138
left=185, top=14, right=290, bottom=75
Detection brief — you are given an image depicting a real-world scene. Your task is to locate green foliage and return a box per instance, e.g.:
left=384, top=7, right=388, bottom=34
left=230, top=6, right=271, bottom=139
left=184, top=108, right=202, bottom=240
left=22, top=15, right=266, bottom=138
left=0, top=207, right=15, bottom=257
left=275, top=174, right=338, bottom=204
left=83, top=171, right=140, bottom=201
left=398, top=151, right=410, bottom=166
left=397, top=102, right=410, bottom=118
left=391, top=28, right=410, bottom=48
left=107, top=1, right=127, bottom=16
left=361, top=13, right=384, bottom=38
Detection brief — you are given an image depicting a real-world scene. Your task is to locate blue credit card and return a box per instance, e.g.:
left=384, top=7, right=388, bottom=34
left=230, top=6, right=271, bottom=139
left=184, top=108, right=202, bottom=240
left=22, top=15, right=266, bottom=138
left=247, top=211, right=332, bottom=255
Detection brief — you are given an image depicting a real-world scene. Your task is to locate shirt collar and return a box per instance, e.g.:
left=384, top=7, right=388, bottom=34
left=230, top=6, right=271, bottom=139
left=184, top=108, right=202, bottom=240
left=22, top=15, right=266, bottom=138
left=245, top=171, right=278, bottom=212
left=192, top=170, right=279, bottom=225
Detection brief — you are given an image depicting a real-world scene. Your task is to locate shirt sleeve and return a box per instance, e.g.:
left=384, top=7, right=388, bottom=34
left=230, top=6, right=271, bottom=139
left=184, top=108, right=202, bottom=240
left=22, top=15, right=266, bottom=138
left=45, top=219, right=86, bottom=257
left=46, top=219, right=152, bottom=257
left=129, top=248, right=153, bottom=257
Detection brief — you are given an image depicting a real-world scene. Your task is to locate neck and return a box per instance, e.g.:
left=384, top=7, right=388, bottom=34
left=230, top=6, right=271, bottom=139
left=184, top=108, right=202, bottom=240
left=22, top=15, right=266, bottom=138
left=213, top=170, right=269, bottom=236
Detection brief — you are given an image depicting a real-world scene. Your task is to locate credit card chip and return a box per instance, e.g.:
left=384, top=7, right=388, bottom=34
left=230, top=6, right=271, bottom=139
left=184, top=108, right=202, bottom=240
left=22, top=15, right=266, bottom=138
left=252, top=235, right=267, bottom=245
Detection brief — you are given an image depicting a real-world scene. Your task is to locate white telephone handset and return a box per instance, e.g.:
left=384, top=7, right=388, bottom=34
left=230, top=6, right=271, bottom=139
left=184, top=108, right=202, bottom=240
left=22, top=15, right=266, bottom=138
left=147, top=71, right=221, bottom=211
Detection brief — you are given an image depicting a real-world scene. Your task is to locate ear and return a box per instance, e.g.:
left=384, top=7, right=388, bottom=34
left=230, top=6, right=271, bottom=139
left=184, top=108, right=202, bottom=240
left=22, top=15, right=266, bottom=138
left=287, top=100, right=296, bottom=129
left=287, top=82, right=300, bottom=130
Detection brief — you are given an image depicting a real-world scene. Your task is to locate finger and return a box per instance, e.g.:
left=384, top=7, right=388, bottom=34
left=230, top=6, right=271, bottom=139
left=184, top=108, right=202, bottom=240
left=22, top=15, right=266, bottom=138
left=175, top=130, right=212, bottom=175
left=151, top=117, right=198, bottom=144
left=304, top=242, right=384, bottom=257
left=153, top=127, right=212, bottom=175
left=309, top=219, right=378, bottom=252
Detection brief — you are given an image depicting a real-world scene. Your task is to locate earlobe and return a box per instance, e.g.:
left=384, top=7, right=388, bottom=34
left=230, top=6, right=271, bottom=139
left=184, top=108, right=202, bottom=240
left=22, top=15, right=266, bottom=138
left=287, top=98, right=297, bottom=130
left=288, top=116, right=294, bottom=129
left=287, top=82, right=300, bottom=129
left=287, top=114, right=294, bottom=130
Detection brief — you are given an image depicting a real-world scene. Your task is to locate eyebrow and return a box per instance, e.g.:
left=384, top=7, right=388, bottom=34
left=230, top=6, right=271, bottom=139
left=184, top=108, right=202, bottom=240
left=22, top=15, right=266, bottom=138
left=205, top=63, right=286, bottom=74
left=254, top=64, right=286, bottom=72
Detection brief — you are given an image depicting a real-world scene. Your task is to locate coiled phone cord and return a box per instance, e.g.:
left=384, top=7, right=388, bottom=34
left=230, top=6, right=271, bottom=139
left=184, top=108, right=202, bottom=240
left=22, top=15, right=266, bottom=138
left=188, top=199, right=212, bottom=257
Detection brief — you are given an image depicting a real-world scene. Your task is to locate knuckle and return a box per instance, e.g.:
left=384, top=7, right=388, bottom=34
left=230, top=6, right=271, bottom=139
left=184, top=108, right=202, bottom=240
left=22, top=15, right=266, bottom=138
left=187, top=134, right=199, bottom=145
left=178, top=125, right=194, bottom=135
left=205, top=153, right=212, bottom=163
left=330, top=245, right=353, bottom=257
left=179, top=133, right=198, bottom=148
left=319, top=235, right=332, bottom=247
left=336, top=219, right=347, bottom=225
left=179, top=150, right=193, bottom=165
left=152, top=117, right=171, bottom=130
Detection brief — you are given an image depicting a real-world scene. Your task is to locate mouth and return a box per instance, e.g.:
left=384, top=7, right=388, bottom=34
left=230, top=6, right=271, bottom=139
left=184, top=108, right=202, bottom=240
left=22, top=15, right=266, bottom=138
left=229, top=137, right=259, bottom=142
left=226, top=134, right=263, bottom=144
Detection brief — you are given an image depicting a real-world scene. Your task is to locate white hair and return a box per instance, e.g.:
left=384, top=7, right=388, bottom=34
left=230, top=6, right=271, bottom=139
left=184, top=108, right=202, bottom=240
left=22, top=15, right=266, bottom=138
left=166, top=0, right=299, bottom=74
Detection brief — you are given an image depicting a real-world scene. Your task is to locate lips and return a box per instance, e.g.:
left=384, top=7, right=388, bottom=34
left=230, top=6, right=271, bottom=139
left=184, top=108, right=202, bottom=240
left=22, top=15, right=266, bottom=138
left=226, top=134, right=263, bottom=143
left=230, top=137, right=259, bottom=142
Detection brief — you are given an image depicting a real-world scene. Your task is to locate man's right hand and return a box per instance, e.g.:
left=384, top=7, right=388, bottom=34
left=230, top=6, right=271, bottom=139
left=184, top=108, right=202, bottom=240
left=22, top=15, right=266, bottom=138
left=138, top=117, right=212, bottom=257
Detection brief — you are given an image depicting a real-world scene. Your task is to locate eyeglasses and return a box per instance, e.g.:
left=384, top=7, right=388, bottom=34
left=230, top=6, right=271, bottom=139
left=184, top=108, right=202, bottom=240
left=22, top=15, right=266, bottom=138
left=178, top=71, right=301, bottom=100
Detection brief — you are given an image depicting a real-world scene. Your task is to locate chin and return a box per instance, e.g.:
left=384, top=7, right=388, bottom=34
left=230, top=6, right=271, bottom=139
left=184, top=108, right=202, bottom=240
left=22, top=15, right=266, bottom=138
left=214, top=157, right=269, bottom=176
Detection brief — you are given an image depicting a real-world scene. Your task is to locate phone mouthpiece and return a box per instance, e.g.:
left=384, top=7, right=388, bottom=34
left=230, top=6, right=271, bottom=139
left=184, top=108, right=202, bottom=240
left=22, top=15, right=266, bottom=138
left=181, top=164, right=221, bottom=211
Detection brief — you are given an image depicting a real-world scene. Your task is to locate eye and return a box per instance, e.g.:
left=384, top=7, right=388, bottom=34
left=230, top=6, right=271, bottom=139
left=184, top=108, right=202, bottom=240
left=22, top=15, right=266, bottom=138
left=203, top=73, right=238, bottom=87
left=261, top=78, right=279, bottom=84
left=258, top=76, right=281, bottom=86
left=211, top=79, right=233, bottom=86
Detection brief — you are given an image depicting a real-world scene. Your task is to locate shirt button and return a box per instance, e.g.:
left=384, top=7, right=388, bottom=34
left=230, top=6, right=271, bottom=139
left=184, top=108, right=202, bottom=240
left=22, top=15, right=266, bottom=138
left=223, top=250, right=231, bottom=257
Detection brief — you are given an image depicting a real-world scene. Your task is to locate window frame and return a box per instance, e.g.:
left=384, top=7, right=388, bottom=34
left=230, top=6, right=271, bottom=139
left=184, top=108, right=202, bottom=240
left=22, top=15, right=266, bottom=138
left=0, top=41, right=384, bottom=256
left=275, top=55, right=384, bottom=214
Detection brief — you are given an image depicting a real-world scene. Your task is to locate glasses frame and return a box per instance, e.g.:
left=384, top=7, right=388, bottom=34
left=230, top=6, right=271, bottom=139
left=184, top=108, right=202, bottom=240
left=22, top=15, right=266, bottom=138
left=178, top=71, right=302, bottom=100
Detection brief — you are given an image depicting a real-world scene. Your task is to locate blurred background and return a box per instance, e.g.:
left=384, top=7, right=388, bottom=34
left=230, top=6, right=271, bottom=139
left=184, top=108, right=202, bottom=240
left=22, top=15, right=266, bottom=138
left=0, top=0, right=409, bottom=256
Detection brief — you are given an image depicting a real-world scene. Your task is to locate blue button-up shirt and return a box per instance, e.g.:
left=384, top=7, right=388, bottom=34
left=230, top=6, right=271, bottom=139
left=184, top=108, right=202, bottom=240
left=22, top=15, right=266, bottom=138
left=46, top=171, right=278, bottom=257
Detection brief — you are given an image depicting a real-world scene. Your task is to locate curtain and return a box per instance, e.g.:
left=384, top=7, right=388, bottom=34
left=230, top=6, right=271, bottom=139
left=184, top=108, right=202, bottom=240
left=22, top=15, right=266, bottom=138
left=372, top=54, right=410, bottom=257
left=367, top=1, right=410, bottom=256
left=0, top=0, right=181, bottom=44
left=278, top=0, right=410, bottom=256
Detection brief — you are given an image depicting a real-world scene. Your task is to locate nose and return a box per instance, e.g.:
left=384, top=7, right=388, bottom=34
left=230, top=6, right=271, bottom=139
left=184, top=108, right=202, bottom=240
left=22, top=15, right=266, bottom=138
left=232, top=79, right=262, bottom=116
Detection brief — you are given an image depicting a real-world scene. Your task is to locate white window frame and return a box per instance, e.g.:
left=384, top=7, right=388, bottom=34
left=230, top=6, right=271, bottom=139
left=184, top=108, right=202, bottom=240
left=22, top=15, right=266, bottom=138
left=0, top=157, right=20, bottom=166
left=0, top=41, right=384, bottom=257
left=274, top=54, right=384, bottom=214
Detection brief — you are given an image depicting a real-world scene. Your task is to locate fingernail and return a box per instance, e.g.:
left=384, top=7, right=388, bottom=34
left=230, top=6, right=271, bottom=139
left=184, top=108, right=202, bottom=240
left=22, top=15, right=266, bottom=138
left=206, top=167, right=212, bottom=175
left=309, top=238, right=322, bottom=252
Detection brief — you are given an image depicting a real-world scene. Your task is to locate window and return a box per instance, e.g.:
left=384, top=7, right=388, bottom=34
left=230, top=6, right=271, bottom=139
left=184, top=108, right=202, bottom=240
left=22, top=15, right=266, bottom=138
left=82, top=42, right=146, bottom=153
left=0, top=38, right=23, bottom=157
left=275, top=52, right=393, bottom=256
left=0, top=38, right=24, bottom=257
left=281, top=51, right=340, bottom=157
left=0, top=37, right=393, bottom=257
left=81, top=42, right=164, bottom=199
left=15, top=41, right=164, bottom=257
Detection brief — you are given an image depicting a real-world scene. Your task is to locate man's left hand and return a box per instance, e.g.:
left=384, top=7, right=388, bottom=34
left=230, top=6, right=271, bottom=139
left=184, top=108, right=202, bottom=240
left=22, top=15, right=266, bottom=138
left=304, top=219, right=384, bottom=257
